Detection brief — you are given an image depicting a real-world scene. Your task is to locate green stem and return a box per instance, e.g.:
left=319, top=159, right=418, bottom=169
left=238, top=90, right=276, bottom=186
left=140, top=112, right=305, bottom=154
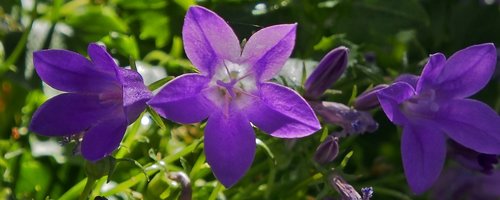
left=80, top=177, right=97, bottom=200
left=208, top=182, right=224, bottom=200
left=59, top=178, right=86, bottom=200
left=0, top=0, right=37, bottom=75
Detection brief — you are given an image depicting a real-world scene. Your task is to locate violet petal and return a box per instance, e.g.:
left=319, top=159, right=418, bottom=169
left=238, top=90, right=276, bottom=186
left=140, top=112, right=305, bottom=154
left=33, top=50, right=120, bottom=93
left=87, top=43, right=120, bottom=81
left=204, top=111, right=255, bottom=187
left=119, top=68, right=153, bottom=124
left=30, top=93, right=121, bottom=137
left=148, top=74, right=213, bottom=124
left=401, top=123, right=446, bottom=194
left=423, top=43, right=496, bottom=99
left=376, top=82, right=415, bottom=125
left=81, top=117, right=127, bottom=161
left=416, top=53, right=446, bottom=93
left=437, top=99, right=500, bottom=154
left=241, top=24, right=297, bottom=81
left=245, top=83, right=320, bottom=138
left=182, top=6, right=241, bottom=76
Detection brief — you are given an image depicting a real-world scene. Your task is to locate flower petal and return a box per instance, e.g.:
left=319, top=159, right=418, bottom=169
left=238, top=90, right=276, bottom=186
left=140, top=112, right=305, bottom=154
left=33, top=50, right=120, bottom=93
left=395, top=74, right=419, bottom=88
left=81, top=117, right=127, bottom=161
left=30, top=93, right=121, bottom=136
left=245, top=82, right=320, bottom=138
left=242, top=24, right=297, bottom=81
left=182, top=6, right=241, bottom=76
left=376, top=82, right=415, bottom=125
left=148, top=74, right=213, bottom=124
left=416, top=53, right=446, bottom=93
left=119, top=68, right=152, bottom=124
left=421, top=43, right=496, bottom=99
left=436, top=99, right=500, bottom=154
left=204, top=111, right=255, bottom=187
left=87, top=43, right=120, bottom=80
left=401, top=123, right=447, bottom=194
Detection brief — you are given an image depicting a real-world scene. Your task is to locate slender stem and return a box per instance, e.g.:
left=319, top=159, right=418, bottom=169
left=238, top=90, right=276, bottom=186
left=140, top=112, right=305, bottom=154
left=79, top=177, right=97, bottom=200
left=208, top=182, right=224, bottom=200
left=59, top=178, right=87, bottom=200
left=0, top=0, right=38, bottom=75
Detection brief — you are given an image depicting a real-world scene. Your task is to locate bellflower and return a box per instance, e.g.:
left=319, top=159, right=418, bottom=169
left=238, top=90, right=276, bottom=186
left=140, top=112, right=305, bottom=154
left=377, top=43, right=500, bottom=193
left=30, top=43, right=152, bottom=161
left=148, top=6, right=320, bottom=187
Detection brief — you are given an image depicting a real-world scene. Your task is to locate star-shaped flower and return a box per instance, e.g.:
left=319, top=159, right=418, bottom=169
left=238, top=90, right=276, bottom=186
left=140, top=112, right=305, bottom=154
left=30, top=43, right=152, bottom=161
left=377, top=43, right=500, bottom=193
left=148, top=6, right=320, bottom=187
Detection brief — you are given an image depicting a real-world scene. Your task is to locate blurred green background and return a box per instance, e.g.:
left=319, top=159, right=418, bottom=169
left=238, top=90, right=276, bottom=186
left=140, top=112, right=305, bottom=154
left=1, top=0, right=499, bottom=199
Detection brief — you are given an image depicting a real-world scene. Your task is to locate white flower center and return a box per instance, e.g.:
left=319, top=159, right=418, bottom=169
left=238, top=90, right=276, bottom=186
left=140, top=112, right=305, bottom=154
left=206, top=60, right=258, bottom=111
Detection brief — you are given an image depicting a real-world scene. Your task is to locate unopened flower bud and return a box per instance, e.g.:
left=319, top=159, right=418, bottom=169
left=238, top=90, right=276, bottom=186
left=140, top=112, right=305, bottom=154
left=314, top=135, right=339, bottom=164
left=354, top=84, right=388, bottom=111
left=310, top=101, right=378, bottom=136
left=304, top=46, right=349, bottom=99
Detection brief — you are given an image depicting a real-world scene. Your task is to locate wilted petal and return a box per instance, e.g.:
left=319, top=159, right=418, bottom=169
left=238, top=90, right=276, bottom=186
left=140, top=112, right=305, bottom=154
left=436, top=99, right=500, bottom=154
left=424, top=43, right=496, bottom=99
left=376, top=82, right=415, bottom=125
left=401, top=123, right=447, bottom=194
left=33, top=50, right=120, bottom=93
left=242, top=24, right=297, bottom=81
left=416, top=53, right=446, bottom=93
left=204, top=111, right=255, bottom=187
left=87, top=43, right=120, bottom=80
left=30, top=93, right=121, bottom=136
left=119, top=68, right=153, bottom=124
left=246, top=83, right=320, bottom=138
left=81, top=117, right=127, bottom=161
left=182, top=6, right=241, bottom=76
left=148, top=74, right=213, bottom=124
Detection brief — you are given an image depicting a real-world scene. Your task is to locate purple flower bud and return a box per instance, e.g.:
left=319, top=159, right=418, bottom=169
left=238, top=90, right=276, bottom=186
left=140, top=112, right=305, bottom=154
left=329, top=174, right=362, bottom=200
left=304, top=46, right=349, bottom=99
left=310, top=101, right=378, bottom=136
left=354, top=84, right=388, bottom=111
left=314, top=135, right=339, bottom=164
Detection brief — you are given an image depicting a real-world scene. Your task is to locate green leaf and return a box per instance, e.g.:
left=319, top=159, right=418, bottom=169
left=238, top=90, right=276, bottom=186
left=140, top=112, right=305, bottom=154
left=65, top=6, right=128, bottom=35
left=100, top=32, right=140, bottom=59
left=139, top=11, right=171, bottom=47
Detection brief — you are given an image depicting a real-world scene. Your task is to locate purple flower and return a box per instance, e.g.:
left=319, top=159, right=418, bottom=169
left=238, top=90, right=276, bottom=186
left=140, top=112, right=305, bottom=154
left=148, top=6, right=320, bottom=187
left=314, top=135, right=339, bottom=164
left=377, top=43, right=500, bottom=193
left=30, top=43, right=152, bottom=161
left=304, top=46, right=349, bottom=99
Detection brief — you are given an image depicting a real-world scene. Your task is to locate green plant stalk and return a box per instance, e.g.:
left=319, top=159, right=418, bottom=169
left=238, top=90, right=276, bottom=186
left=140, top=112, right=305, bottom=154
left=208, top=182, right=224, bottom=200
left=80, top=177, right=97, bottom=200
left=59, top=178, right=87, bottom=200
left=0, top=0, right=38, bottom=75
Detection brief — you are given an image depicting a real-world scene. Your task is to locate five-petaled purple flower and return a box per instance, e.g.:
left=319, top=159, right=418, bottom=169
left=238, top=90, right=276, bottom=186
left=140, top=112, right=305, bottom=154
left=377, top=43, right=500, bottom=193
left=30, top=43, right=152, bottom=161
left=148, top=6, right=320, bottom=187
